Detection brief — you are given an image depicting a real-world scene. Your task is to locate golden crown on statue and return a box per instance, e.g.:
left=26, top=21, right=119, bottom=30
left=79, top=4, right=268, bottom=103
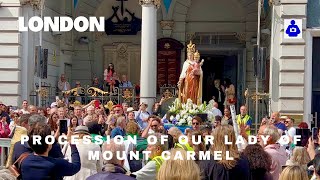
left=194, top=50, right=200, bottom=58
left=187, top=40, right=196, bottom=53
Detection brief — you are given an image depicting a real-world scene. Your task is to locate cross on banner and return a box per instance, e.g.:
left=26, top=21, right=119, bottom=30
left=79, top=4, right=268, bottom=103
left=116, top=0, right=128, bottom=16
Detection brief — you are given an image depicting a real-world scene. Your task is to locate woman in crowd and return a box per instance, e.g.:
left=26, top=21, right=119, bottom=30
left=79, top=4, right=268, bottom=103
left=224, top=78, right=236, bottom=108
left=279, top=165, right=308, bottom=180
left=37, top=107, right=47, bottom=117
left=191, top=116, right=203, bottom=131
left=69, top=116, right=79, bottom=132
left=48, top=112, right=59, bottom=134
left=9, top=112, right=19, bottom=132
left=286, top=146, right=310, bottom=170
left=243, top=144, right=272, bottom=180
left=20, top=123, right=80, bottom=180
left=157, top=149, right=201, bottom=180
left=127, top=111, right=136, bottom=122
left=64, top=126, right=101, bottom=180
left=204, top=125, right=250, bottom=180
left=126, top=120, right=140, bottom=138
left=104, top=63, right=116, bottom=93
left=0, top=116, right=10, bottom=138
left=222, top=108, right=232, bottom=126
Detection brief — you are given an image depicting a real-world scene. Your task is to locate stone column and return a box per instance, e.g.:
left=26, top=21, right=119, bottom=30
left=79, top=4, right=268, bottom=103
left=139, top=0, right=160, bottom=112
left=269, top=0, right=307, bottom=123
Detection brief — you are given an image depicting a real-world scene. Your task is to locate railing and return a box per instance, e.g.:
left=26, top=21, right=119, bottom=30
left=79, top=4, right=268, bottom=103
left=61, top=87, right=140, bottom=107
left=30, top=82, right=56, bottom=107
left=29, top=83, right=180, bottom=108
left=0, top=138, right=11, bottom=168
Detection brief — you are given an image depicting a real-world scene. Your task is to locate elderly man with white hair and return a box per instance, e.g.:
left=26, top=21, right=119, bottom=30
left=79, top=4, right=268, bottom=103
left=110, top=116, right=127, bottom=138
left=87, top=139, right=135, bottom=180
left=258, top=124, right=288, bottom=180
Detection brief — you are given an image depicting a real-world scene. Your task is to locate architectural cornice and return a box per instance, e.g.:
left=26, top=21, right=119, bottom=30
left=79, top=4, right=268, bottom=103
left=139, top=0, right=161, bottom=9
left=160, top=20, right=174, bottom=30
left=20, top=0, right=42, bottom=9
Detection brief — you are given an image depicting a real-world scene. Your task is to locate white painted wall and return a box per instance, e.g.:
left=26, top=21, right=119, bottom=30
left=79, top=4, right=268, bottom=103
left=0, top=0, right=21, bottom=106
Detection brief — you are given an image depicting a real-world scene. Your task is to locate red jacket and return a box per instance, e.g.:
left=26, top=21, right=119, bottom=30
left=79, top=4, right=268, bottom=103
left=0, top=121, right=10, bottom=138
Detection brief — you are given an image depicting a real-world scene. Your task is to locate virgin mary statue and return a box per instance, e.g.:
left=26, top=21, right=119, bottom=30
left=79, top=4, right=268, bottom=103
left=178, top=41, right=203, bottom=105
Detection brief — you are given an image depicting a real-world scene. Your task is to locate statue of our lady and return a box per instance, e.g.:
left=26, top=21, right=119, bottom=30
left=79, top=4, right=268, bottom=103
left=178, top=41, right=203, bottom=105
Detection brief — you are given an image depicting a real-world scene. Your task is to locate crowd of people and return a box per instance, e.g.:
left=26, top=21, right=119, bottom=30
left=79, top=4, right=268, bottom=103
left=0, top=97, right=319, bottom=180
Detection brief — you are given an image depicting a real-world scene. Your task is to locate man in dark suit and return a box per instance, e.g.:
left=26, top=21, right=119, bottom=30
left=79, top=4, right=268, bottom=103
left=212, top=79, right=225, bottom=112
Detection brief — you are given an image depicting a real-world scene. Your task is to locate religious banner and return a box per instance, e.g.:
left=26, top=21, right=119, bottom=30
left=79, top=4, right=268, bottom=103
left=34, top=46, right=41, bottom=77
left=105, top=0, right=142, bottom=35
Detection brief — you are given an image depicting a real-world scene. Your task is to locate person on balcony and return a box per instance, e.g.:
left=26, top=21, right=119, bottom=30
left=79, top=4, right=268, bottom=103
left=58, top=74, right=71, bottom=105
left=92, top=77, right=104, bottom=90
left=119, top=75, right=133, bottom=88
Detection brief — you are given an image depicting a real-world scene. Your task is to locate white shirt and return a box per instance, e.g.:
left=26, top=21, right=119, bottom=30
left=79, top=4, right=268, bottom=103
left=20, top=109, right=29, bottom=114
left=133, top=161, right=157, bottom=180
left=211, top=107, right=222, bottom=117
left=286, top=127, right=296, bottom=138
left=63, top=139, right=102, bottom=180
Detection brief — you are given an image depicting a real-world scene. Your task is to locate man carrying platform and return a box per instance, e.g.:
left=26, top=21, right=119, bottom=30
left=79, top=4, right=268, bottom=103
left=168, top=127, right=194, bottom=151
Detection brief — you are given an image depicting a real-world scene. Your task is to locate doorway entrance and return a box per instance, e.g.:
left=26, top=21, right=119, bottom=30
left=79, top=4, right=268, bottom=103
left=196, top=47, right=246, bottom=112
left=202, top=55, right=238, bottom=104
left=312, top=37, right=320, bottom=127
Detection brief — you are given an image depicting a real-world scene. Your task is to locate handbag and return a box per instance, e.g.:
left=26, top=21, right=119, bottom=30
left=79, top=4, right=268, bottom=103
left=8, top=152, right=29, bottom=179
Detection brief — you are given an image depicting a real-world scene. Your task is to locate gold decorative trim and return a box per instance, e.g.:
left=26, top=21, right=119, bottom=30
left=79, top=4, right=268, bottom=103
left=36, top=87, right=48, bottom=98
left=139, top=0, right=161, bottom=9
left=164, top=43, right=170, bottom=49
left=87, top=87, right=108, bottom=97
left=160, top=21, right=174, bottom=30
left=122, top=88, right=133, bottom=100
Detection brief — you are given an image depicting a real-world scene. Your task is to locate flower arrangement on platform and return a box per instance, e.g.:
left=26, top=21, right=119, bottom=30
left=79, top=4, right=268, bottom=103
left=168, top=98, right=212, bottom=126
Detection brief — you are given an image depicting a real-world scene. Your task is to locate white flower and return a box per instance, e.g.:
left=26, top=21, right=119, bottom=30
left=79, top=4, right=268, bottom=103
left=183, top=114, right=188, bottom=119
left=193, top=104, right=197, bottom=110
left=182, top=104, right=186, bottom=110
left=180, top=118, right=186, bottom=124
left=187, top=119, right=192, bottom=126
left=187, top=116, right=193, bottom=122
left=176, top=114, right=181, bottom=120
left=170, top=116, right=174, bottom=121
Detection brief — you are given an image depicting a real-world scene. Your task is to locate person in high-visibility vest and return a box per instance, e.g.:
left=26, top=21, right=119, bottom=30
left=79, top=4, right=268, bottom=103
left=236, top=106, right=252, bottom=135
left=133, top=133, right=167, bottom=179
left=168, top=127, right=194, bottom=151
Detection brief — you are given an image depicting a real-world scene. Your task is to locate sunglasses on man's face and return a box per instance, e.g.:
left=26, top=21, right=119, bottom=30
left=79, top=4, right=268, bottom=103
left=284, top=121, right=290, bottom=124
left=193, top=122, right=200, bottom=125
left=0, top=104, right=4, bottom=106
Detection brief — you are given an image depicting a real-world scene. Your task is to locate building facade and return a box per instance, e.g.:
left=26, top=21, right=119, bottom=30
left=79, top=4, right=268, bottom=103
left=0, top=0, right=318, bottom=126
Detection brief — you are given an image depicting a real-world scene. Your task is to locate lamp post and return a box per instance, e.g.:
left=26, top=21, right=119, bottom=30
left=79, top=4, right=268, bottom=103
left=255, top=0, right=262, bottom=134
left=38, top=0, right=45, bottom=107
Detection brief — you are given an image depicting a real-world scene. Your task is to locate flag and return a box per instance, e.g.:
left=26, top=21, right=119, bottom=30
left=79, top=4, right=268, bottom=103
left=74, top=0, right=78, bottom=9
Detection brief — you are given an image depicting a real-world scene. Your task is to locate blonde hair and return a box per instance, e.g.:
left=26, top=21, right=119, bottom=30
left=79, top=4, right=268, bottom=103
left=290, top=146, right=310, bottom=165
left=279, top=165, right=308, bottom=180
left=211, top=125, right=239, bottom=169
left=126, top=121, right=139, bottom=134
left=157, top=149, right=201, bottom=180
